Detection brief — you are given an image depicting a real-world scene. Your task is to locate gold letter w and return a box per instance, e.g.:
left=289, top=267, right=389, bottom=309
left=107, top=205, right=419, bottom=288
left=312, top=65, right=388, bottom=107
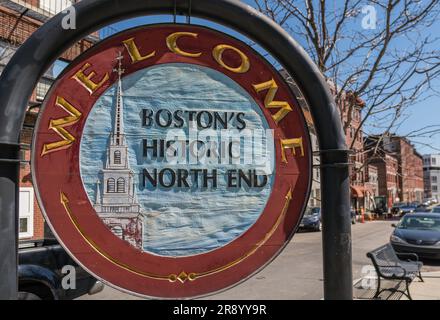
left=41, top=96, right=82, bottom=156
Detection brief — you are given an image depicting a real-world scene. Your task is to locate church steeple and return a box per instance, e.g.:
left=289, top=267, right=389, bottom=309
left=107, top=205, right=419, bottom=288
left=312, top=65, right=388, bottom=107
left=105, top=53, right=129, bottom=170
left=112, top=52, right=125, bottom=146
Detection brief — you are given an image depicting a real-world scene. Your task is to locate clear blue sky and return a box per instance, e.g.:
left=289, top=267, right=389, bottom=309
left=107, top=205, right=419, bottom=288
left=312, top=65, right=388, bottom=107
left=95, top=1, right=440, bottom=155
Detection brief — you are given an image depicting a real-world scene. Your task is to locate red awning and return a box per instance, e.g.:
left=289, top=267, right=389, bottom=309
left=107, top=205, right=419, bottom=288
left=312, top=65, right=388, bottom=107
left=351, top=185, right=365, bottom=198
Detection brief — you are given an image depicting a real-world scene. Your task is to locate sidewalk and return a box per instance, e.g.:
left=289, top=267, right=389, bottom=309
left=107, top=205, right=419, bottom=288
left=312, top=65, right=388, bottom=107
left=354, top=271, right=440, bottom=300
left=411, top=271, right=440, bottom=300
left=87, top=271, right=440, bottom=300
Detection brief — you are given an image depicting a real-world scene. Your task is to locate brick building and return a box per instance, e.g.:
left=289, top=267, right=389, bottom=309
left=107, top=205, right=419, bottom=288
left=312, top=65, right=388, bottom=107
left=365, top=135, right=400, bottom=209
left=0, top=0, right=98, bottom=240
left=290, top=80, right=368, bottom=211
left=365, top=134, right=424, bottom=208
left=0, top=1, right=97, bottom=61
left=328, top=84, right=367, bottom=210
left=342, top=92, right=367, bottom=210
left=382, top=135, right=424, bottom=203
left=368, top=152, right=399, bottom=209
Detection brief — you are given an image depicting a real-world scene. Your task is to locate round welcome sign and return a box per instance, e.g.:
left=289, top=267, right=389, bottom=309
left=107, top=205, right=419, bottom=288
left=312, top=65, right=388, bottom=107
left=32, top=24, right=311, bottom=298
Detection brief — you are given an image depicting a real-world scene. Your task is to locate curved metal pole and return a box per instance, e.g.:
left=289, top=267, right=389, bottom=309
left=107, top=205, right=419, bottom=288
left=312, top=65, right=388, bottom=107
left=0, top=0, right=351, bottom=299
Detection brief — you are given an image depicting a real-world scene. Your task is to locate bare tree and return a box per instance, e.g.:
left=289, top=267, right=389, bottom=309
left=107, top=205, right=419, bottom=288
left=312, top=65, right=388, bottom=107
left=253, top=0, right=440, bottom=155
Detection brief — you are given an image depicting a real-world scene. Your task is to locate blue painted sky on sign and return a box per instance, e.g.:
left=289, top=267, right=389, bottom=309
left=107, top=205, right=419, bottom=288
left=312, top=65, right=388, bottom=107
left=80, top=63, right=275, bottom=257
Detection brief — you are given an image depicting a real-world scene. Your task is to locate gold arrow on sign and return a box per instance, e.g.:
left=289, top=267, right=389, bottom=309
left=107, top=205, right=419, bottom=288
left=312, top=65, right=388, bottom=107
left=59, top=188, right=292, bottom=283
left=61, top=192, right=170, bottom=281
left=189, top=188, right=292, bottom=281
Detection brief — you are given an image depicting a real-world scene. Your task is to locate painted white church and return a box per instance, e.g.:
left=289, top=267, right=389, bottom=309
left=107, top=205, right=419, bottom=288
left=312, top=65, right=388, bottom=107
left=93, top=54, right=144, bottom=249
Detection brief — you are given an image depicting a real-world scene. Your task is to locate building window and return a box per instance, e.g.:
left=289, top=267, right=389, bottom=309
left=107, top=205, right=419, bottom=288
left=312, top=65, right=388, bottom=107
left=117, top=178, right=125, bottom=193
left=39, top=0, right=73, bottom=14
left=19, top=187, right=34, bottom=239
left=433, top=176, right=438, bottom=183
left=433, top=158, right=437, bottom=165
left=433, top=186, right=438, bottom=192
left=107, top=178, right=115, bottom=193
left=114, top=150, right=121, bottom=164
left=35, top=79, right=52, bottom=101
left=111, top=226, right=124, bottom=239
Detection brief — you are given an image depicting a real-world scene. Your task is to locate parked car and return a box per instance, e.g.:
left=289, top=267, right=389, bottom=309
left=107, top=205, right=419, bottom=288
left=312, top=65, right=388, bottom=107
left=299, top=207, right=355, bottom=232
left=390, top=212, right=440, bottom=260
left=399, top=204, right=418, bottom=216
left=424, top=198, right=438, bottom=206
left=299, top=207, right=322, bottom=231
left=423, top=198, right=433, bottom=206
left=19, top=239, right=103, bottom=300
left=391, top=202, right=405, bottom=216
left=415, top=206, right=431, bottom=213
left=410, top=201, right=421, bottom=208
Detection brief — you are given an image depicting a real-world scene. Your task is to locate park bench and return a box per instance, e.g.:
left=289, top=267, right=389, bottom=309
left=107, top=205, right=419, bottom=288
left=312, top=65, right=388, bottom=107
left=366, top=243, right=424, bottom=300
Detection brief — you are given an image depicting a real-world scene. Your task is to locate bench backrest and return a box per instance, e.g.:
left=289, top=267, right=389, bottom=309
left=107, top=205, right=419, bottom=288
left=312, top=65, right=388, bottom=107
left=367, top=243, right=400, bottom=269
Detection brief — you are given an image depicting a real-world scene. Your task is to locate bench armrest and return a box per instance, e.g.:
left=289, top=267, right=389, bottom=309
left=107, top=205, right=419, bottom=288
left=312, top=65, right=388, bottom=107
left=396, top=252, right=419, bottom=262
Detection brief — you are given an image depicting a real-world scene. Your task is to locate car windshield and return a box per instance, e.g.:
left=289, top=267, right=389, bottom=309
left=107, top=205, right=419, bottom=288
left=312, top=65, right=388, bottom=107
left=397, top=216, right=440, bottom=231
left=305, top=208, right=320, bottom=216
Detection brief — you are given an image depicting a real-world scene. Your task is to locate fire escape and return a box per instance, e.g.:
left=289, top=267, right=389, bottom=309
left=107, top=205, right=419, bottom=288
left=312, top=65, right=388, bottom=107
left=0, top=0, right=102, bottom=102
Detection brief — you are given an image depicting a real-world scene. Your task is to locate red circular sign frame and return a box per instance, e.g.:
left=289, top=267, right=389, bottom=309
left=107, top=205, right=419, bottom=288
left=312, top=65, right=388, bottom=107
left=32, top=24, right=311, bottom=298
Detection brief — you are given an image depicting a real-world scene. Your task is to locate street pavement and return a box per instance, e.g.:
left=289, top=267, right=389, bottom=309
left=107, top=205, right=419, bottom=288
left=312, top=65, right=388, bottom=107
left=78, top=219, right=440, bottom=300
left=411, top=271, right=440, bottom=300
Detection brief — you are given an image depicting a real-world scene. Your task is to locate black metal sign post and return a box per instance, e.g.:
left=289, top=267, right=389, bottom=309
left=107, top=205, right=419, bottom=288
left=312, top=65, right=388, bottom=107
left=0, top=0, right=352, bottom=300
